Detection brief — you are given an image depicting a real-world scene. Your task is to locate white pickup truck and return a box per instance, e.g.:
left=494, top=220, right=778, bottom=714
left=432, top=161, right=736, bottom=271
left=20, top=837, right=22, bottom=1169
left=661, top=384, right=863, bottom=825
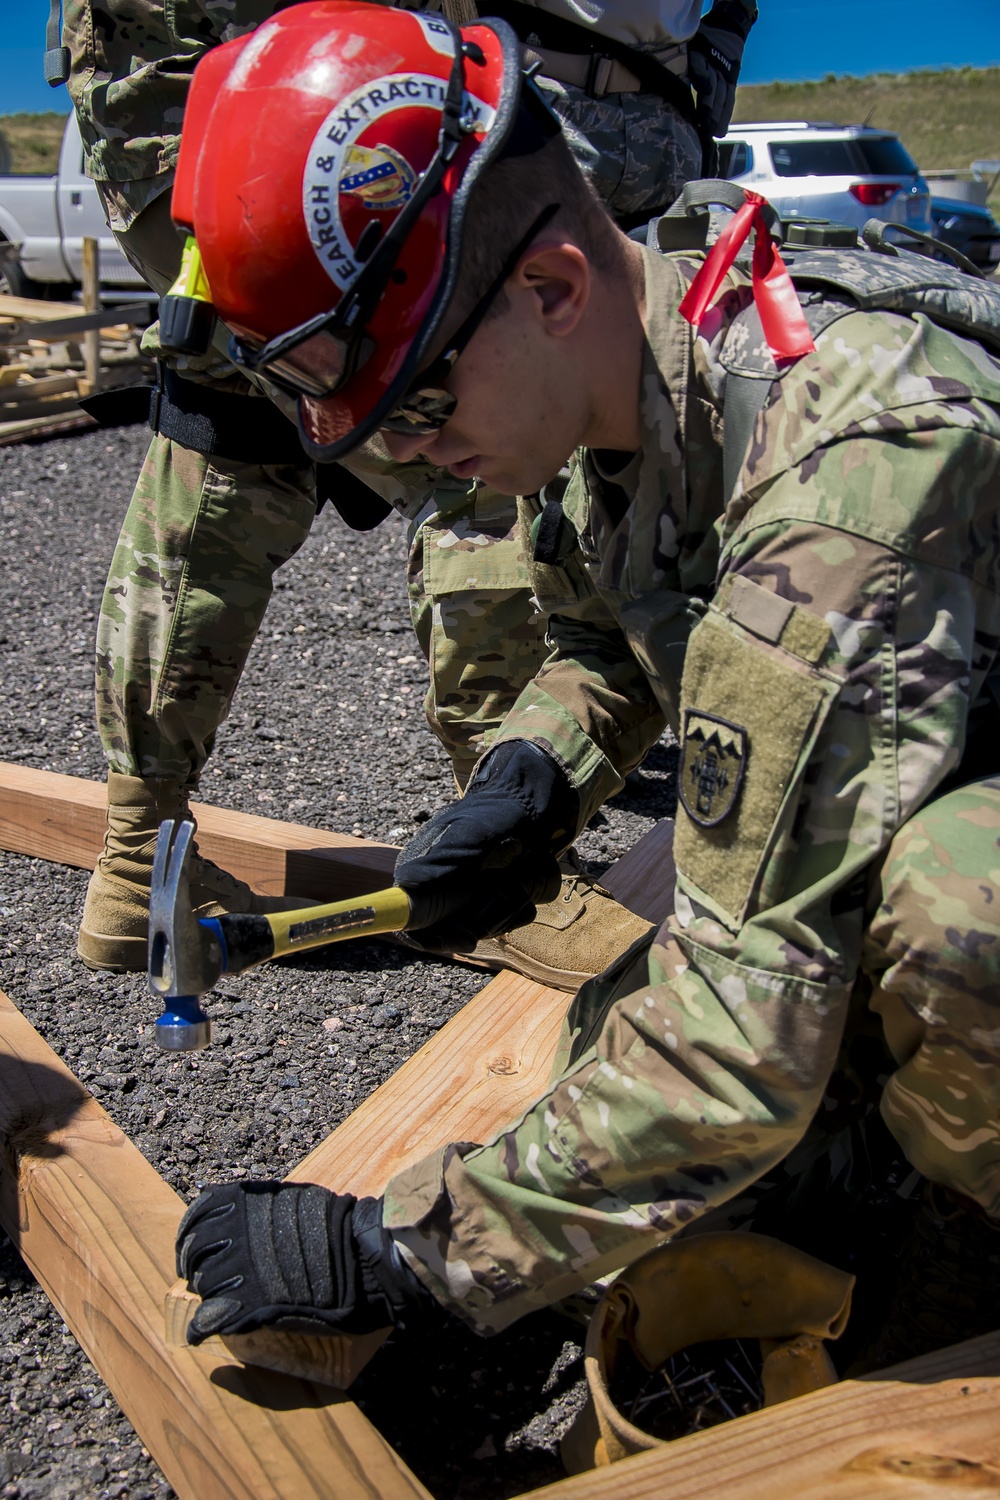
left=0, top=113, right=149, bottom=299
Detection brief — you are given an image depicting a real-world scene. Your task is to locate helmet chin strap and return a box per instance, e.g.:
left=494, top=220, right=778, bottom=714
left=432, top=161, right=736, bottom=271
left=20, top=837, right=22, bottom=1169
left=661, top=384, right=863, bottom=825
left=336, top=18, right=470, bottom=337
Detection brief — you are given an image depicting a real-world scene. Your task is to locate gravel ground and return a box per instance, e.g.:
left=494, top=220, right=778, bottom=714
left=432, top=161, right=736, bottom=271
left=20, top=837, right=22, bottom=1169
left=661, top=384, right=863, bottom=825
left=0, top=425, right=674, bottom=1500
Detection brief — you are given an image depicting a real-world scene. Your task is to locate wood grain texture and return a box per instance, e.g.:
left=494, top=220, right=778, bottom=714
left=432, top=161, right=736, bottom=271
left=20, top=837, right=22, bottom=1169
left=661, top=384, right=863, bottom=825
left=526, top=1341, right=1000, bottom=1500
left=0, top=989, right=430, bottom=1500
left=6, top=762, right=679, bottom=1390
left=290, top=971, right=570, bottom=1194
left=0, top=762, right=397, bottom=897
left=289, top=816, right=676, bottom=1195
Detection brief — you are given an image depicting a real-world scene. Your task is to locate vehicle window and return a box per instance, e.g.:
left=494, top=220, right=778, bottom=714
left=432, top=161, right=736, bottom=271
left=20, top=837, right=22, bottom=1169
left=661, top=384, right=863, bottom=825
left=769, top=140, right=857, bottom=176
left=855, top=137, right=917, bottom=174
left=718, top=140, right=751, bottom=176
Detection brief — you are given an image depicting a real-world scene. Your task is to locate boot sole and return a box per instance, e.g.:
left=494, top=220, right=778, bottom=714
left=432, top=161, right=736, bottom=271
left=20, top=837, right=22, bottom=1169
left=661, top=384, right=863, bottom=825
left=77, top=927, right=147, bottom=974
left=385, top=932, right=587, bottom=990
left=471, top=940, right=593, bottom=992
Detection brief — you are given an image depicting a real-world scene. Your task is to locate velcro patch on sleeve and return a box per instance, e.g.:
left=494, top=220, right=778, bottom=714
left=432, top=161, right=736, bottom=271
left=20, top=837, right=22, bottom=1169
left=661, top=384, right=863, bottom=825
left=675, top=606, right=839, bottom=924
left=720, top=574, right=832, bottom=665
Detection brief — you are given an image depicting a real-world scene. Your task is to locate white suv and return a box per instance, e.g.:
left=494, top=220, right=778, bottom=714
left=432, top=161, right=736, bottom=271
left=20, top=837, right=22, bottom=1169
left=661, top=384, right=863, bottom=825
left=718, top=121, right=932, bottom=240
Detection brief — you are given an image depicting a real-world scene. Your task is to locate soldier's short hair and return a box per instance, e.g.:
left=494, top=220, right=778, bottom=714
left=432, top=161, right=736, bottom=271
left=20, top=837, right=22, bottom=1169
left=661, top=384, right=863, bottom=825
left=455, top=129, right=619, bottom=324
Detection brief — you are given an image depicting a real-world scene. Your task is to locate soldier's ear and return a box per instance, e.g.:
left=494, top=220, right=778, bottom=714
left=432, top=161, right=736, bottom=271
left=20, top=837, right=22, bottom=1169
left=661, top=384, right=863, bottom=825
left=515, top=244, right=589, bottom=338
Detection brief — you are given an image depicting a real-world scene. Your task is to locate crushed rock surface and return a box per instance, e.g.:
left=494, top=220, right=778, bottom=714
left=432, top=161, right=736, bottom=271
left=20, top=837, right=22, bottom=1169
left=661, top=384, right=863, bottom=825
left=0, top=425, right=675, bottom=1500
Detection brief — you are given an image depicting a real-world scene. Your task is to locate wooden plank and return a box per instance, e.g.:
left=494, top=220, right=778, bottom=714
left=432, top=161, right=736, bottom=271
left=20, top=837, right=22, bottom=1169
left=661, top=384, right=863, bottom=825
left=289, top=821, right=674, bottom=1196
left=290, top=970, right=571, bottom=1194
left=0, top=307, right=148, bottom=344
left=4, top=760, right=676, bottom=1384
left=595, top=817, right=675, bottom=924
left=0, top=762, right=398, bottom=897
left=0, top=988, right=432, bottom=1500
left=526, top=1342, right=1000, bottom=1500
left=80, top=236, right=100, bottom=398
left=0, top=762, right=675, bottom=912
left=0, top=397, right=82, bottom=424
left=0, top=411, right=97, bottom=446
left=0, top=373, right=81, bottom=402
left=0, top=292, right=85, bottom=320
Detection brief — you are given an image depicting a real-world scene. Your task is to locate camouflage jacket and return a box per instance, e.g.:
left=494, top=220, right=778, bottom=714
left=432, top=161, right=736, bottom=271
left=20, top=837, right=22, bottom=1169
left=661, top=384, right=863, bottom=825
left=62, top=0, right=300, bottom=226
left=383, top=246, right=1000, bottom=1329
left=497, top=246, right=1000, bottom=829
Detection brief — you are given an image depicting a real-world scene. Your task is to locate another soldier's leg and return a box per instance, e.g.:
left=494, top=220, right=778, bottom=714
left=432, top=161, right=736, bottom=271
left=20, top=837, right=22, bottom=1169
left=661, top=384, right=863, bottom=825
left=79, top=431, right=318, bottom=970
left=406, top=480, right=653, bottom=990
left=79, top=190, right=316, bottom=970
left=95, top=437, right=317, bottom=783
left=858, top=777, right=1000, bottom=1363
left=406, top=482, right=547, bottom=787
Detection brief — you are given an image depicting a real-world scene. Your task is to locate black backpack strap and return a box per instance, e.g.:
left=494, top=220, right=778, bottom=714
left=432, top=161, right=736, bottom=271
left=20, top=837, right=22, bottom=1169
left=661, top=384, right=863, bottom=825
left=78, top=382, right=155, bottom=427
left=650, top=179, right=777, bottom=252
left=44, top=0, right=70, bottom=86
left=722, top=369, right=772, bottom=505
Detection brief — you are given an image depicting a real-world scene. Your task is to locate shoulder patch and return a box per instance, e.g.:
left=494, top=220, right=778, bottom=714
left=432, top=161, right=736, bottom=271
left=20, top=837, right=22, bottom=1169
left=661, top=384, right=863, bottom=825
left=678, top=710, right=748, bottom=827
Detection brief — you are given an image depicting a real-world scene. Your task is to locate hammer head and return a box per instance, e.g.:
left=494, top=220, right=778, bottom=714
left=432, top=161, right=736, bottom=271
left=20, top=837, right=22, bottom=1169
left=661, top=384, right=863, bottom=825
left=148, top=818, right=224, bottom=1051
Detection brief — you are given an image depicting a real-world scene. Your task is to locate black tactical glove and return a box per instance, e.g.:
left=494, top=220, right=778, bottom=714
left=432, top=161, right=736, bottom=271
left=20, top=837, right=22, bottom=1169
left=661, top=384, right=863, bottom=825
left=395, top=738, right=580, bottom=953
left=176, top=1183, right=431, bottom=1343
left=688, top=0, right=758, bottom=140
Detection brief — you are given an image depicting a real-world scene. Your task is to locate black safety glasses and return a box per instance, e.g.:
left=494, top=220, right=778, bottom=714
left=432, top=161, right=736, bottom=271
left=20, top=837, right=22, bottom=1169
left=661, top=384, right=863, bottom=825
left=380, top=201, right=559, bottom=436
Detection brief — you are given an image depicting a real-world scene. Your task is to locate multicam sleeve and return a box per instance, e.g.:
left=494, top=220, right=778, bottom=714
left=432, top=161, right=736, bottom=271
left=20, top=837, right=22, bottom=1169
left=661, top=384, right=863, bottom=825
left=488, top=489, right=667, bottom=831
left=382, top=414, right=1000, bottom=1333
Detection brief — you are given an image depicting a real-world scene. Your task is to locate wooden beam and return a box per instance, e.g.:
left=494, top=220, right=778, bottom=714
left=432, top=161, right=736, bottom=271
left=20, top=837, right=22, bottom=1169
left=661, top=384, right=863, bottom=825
left=525, top=1337, right=1000, bottom=1500
left=0, top=988, right=432, bottom=1500
left=0, top=762, right=675, bottom=911
left=4, top=761, right=676, bottom=1385
left=287, top=824, right=673, bottom=1196
left=0, top=762, right=398, bottom=898
left=0, top=411, right=98, bottom=446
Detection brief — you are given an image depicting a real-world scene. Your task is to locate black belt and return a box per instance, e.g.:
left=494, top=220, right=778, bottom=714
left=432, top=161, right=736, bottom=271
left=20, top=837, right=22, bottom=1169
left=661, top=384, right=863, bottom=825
left=79, top=367, right=392, bottom=531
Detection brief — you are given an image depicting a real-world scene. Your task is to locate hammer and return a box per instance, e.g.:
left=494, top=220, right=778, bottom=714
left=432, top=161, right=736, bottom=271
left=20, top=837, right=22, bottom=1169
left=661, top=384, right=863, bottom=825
left=147, top=818, right=441, bottom=1051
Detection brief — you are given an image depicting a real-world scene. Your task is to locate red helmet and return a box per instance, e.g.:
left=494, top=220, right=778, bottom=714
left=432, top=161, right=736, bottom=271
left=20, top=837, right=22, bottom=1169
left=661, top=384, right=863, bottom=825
left=171, top=1, right=556, bottom=460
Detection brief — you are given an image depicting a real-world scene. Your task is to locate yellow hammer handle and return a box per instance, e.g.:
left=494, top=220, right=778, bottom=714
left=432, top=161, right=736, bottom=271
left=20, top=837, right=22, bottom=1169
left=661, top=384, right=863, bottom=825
left=264, top=885, right=413, bottom=960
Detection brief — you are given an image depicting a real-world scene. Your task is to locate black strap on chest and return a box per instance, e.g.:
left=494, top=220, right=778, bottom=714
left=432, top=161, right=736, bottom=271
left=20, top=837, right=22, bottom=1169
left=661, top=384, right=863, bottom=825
left=722, top=372, right=772, bottom=505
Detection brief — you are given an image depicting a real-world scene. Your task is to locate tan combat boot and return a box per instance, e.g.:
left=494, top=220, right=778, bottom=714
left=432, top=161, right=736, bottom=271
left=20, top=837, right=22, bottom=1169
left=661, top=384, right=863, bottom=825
left=470, top=860, right=655, bottom=991
left=77, top=770, right=300, bottom=973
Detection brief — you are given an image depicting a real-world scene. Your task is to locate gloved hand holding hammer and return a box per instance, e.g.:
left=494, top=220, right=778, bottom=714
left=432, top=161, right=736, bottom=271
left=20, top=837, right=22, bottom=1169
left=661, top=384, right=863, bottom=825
left=393, top=739, right=581, bottom=954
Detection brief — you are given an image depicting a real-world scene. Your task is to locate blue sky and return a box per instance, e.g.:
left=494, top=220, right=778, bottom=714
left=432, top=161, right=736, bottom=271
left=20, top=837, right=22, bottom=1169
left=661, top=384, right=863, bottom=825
left=3, top=0, right=999, bottom=112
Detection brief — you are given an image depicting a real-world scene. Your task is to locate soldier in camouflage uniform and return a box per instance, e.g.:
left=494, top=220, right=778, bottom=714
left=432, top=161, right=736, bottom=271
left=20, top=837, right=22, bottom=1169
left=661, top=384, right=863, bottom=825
left=63, top=0, right=754, bottom=983
left=173, top=15, right=999, bottom=1363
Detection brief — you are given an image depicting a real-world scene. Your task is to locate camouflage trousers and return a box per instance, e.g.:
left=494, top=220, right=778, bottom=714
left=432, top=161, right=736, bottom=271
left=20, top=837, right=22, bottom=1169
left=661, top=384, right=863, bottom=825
left=92, top=85, right=698, bottom=786
left=384, top=777, right=1000, bottom=1333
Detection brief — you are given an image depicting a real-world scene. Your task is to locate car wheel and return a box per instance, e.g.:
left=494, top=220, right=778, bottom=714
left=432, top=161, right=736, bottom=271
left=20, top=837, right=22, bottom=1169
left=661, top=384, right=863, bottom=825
left=0, top=245, right=43, bottom=300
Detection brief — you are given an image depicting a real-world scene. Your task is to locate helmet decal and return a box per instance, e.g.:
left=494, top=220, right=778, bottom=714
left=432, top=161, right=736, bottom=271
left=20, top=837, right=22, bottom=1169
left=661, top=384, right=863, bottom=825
left=414, top=11, right=462, bottom=57
left=302, top=73, right=497, bottom=292
left=176, top=4, right=536, bottom=459
left=339, top=145, right=416, bottom=209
